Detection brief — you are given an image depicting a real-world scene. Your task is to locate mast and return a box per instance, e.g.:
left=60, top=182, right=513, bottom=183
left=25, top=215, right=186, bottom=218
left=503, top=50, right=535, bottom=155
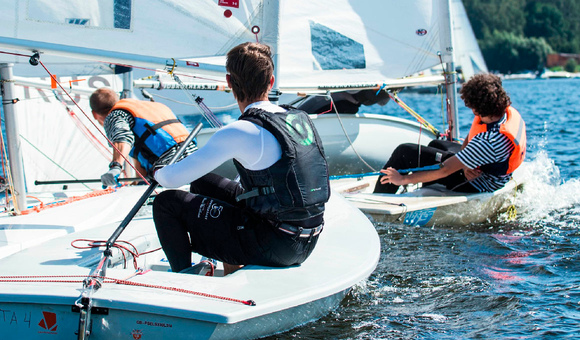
left=0, top=63, right=26, bottom=212
left=262, top=0, right=282, bottom=104
left=440, top=0, right=459, bottom=141
left=120, top=67, right=134, bottom=99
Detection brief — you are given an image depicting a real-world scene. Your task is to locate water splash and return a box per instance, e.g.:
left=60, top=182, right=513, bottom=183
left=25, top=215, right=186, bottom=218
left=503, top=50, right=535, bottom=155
left=512, top=151, right=580, bottom=227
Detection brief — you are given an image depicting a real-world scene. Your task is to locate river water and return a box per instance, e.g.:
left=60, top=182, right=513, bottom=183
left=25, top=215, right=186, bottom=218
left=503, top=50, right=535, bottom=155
left=262, top=78, right=580, bottom=339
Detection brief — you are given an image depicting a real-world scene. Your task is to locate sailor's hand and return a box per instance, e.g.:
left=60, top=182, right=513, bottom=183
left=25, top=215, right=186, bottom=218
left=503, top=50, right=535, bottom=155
left=101, top=167, right=122, bottom=188
left=379, top=167, right=404, bottom=185
left=464, top=168, right=482, bottom=181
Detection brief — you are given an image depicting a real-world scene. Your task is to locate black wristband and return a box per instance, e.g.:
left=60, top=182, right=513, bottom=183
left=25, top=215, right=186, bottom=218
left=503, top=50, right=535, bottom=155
left=109, top=161, right=123, bottom=169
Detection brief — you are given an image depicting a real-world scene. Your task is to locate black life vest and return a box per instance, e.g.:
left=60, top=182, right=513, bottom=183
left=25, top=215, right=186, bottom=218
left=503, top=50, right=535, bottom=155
left=234, top=106, right=331, bottom=223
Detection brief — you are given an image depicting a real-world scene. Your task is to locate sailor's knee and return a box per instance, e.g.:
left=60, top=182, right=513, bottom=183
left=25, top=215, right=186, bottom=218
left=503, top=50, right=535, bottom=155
left=153, top=190, right=183, bottom=216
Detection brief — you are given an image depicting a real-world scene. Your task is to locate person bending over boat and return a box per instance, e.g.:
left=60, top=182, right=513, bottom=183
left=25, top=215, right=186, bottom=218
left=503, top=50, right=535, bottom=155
left=374, top=73, right=526, bottom=194
left=152, top=42, right=330, bottom=275
left=90, top=88, right=197, bottom=187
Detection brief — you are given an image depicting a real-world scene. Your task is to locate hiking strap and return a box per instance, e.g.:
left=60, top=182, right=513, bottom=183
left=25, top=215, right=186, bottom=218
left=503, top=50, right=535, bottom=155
left=236, top=186, right=275, bottom=202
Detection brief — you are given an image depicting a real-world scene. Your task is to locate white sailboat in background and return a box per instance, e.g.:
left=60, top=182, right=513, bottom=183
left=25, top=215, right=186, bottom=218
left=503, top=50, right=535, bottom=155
left=403, top=0, right=488, bottom=93
left=451, top=0, right=488, bottom=80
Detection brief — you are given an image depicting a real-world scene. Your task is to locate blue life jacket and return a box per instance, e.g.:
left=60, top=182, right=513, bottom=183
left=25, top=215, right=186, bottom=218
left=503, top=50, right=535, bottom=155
left=111, top=99, right=189, bottom=171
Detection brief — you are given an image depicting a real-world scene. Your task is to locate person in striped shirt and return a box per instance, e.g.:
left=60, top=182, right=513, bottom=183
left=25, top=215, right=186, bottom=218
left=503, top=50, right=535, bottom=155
left=374, top=73, right=526, bottom=194
left=90, top=88, right=197, bottom=187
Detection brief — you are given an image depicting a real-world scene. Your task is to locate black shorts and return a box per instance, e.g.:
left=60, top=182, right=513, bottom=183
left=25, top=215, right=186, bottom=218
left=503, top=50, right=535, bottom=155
left=373, top=141, right=478, bottom=194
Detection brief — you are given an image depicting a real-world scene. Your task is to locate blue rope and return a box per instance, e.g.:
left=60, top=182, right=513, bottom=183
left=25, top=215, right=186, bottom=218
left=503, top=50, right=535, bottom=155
left=376, top=83, right=387, bottom=96
left=329, top=172, right=381, bottom=180
left=397, top=164, right=441, bottom=174
left=329, top=164, right=441, bottom=180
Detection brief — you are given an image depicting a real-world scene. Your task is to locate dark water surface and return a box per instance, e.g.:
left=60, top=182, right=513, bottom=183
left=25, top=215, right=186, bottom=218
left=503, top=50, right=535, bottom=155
left=263, top=78, right=580, bottom=339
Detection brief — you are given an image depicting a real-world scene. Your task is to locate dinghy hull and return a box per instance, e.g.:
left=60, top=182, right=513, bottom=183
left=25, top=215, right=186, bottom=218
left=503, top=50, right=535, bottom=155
left=0, top=192, right=380, bottom=339
left=333, top=169, right=526, bottom=227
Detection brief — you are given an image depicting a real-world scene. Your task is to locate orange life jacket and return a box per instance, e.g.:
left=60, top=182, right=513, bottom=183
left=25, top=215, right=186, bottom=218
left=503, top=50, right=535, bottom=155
left=111, top=99, right=189, bottom=169
left=466, top=106, right=526, bottom=174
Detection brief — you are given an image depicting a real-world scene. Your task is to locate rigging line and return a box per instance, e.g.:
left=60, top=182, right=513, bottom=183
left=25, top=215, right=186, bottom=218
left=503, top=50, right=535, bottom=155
left=171, top=74, right=222, bottom=129
left=0, top=117, right=93, bottom=191
left=388, top=93, right=440, bottom=135
left=329, top=164, right=442, bottom=180
left=322, top=93, right=376, bottom=172
left=71, top=239, right=161, bottom=270
left=35, top=59, right=150, bottom=185
left=20, top=187, right=116, bottom=215
left=0, top=275, right=255, bottom=306
left=51, top=91, right=113, bottom=160
left=0, top=50, right=30, bottom=58
left=403, top=24, right=440, bottom=78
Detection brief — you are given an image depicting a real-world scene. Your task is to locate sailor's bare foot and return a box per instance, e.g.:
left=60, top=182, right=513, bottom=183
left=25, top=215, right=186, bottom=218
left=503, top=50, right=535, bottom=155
left=223, top=263, right=244, bottom=275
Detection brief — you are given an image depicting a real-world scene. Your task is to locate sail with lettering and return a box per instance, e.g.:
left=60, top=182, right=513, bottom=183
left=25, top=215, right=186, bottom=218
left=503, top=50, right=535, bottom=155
left=13, top=74, right=123, bottom=192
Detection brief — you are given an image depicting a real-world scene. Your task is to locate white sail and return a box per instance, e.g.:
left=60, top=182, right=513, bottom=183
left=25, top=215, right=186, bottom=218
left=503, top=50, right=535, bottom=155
left=0, top=0, right=263, bottom=79
left=13, top=74, right=123, bottom=193
left=274, top=0, right=452, bottom=91
left=452, top=0, right=487, bottom=80
left=0, top=0, right=457, bottom=92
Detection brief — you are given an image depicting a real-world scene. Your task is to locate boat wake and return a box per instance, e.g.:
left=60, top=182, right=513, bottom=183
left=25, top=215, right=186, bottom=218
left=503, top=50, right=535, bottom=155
left=509, top=150, right=580, bottom=228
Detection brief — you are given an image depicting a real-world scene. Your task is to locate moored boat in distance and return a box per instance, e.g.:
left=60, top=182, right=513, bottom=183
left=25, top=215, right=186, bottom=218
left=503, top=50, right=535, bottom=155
left=501, top=72, right=538, bottom=80
left=540, top=70, right=573, bottom=79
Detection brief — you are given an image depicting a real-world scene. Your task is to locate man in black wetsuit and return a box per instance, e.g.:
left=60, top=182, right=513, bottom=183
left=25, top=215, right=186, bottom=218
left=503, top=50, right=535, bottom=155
left=153, top=42, right=331, bottom=275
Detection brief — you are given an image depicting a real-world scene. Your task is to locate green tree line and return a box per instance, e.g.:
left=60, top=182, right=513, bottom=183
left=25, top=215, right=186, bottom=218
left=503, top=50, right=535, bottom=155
left=464, top=0, right=580, bottom=73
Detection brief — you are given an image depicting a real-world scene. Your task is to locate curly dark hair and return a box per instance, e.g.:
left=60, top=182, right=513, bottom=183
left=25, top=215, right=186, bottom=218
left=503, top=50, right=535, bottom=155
left=459, top=73, right=511, bottom=118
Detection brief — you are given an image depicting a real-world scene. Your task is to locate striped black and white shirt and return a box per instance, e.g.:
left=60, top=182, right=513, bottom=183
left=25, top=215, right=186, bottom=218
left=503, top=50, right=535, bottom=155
left=103, top=109, right=197, bottom=172
left=104, top=109, right=135, bottom=146
left=456, top=115, right=515, bottom=192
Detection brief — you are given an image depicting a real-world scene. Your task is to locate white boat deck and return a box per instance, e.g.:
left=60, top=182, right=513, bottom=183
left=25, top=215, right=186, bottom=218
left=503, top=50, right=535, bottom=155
left=0, top=186, right=148, bottom=259
left=0, top=190, right=380, bottom=339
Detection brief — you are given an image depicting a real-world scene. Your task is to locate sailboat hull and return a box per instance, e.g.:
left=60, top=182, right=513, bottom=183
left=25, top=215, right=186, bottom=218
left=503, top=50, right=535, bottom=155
left=332, top=168, right=526, bottom=227
left=0, top=290, right=347, bottom=339
left=0, top=191, right=380, bottom=339
left=309, top=113, right=438, bottom=175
